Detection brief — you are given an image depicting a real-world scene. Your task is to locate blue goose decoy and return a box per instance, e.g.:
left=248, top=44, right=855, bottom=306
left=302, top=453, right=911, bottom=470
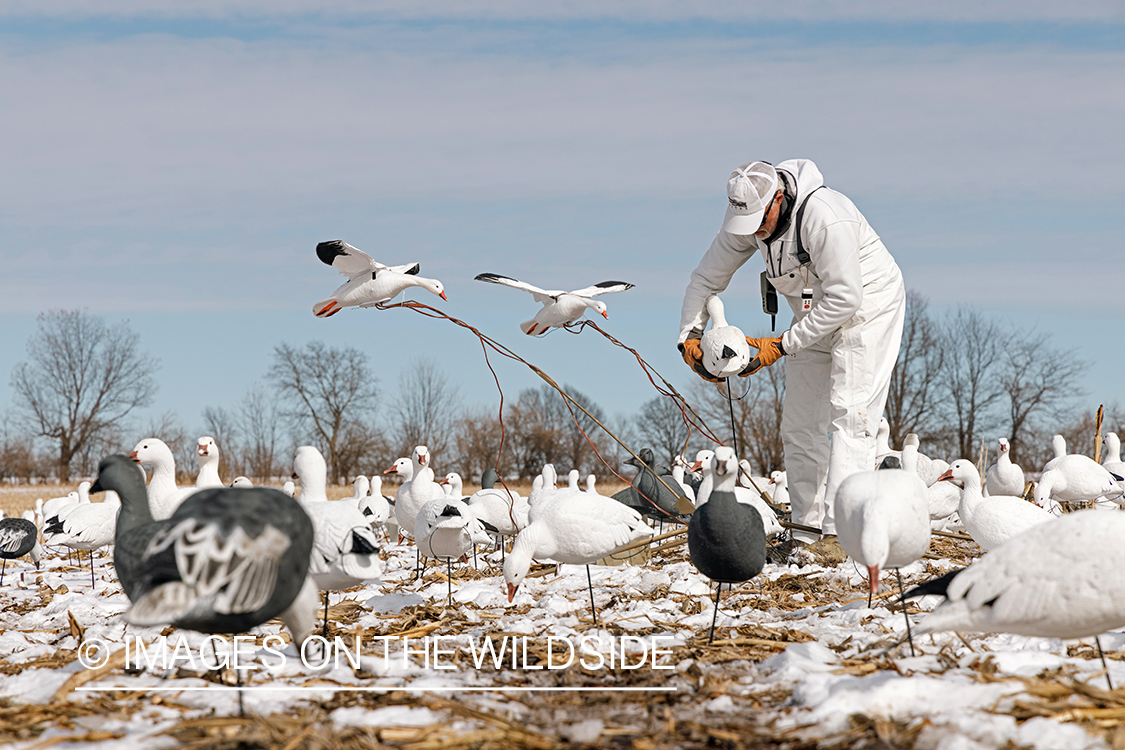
left=687, top=447, right=767, bottom=644
left=92, top=454, right=319, bottom=644
left=0, top=517, right=42, bottom=585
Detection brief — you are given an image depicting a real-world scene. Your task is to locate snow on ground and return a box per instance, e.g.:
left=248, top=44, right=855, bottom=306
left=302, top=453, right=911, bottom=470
left=1, top=532, right=1123, bottom=749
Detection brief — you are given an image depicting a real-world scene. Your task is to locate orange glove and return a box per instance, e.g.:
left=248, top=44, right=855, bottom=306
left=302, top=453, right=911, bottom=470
left=679, top=338, right=722, bottom=383
left=739, top=336, right=785, bottom=377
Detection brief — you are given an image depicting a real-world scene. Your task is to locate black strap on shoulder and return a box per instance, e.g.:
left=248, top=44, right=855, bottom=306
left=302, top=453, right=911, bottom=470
left=794, top=185, right=826, bottom=265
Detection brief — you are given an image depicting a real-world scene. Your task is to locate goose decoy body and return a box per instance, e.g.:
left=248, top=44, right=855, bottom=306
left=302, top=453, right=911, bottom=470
left=313, top=240, right=446, bottom=318
left=93, top=454, right=318, bottom=640
left=474, top=272, right=634, bottom=335
left=0, top=517, right=42, bottom=585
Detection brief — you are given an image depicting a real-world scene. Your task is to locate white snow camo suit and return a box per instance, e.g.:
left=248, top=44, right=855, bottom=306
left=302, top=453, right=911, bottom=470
left=679, top=159, right=906, bottom=543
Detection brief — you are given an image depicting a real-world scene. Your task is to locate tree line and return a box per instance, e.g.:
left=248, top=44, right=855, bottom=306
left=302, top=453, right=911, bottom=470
left=2, top=304, right=1120, bottom=484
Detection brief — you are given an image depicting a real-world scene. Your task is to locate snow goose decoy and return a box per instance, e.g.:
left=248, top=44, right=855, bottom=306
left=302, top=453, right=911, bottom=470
left=687, top=447, right=767, bottom=643
left=466, top=471, right=528, bottom=560
left=291, top=446, right=383, bottom=632
left=130, top=438, right=195, bottom=520
left=351, top=475, right=371, bottom=503
left=904, top=509, right=1125, bottom=688
left=834, top=434, right=931, bottom=653
left=44, top=490, right=121, bottom=588
left=1104, top=432, right=1124, bottom=472
left=504, top=473, right=650, bottom=625
left=391, top=447, right=445, bottom=542
left=698, top=295, right=751, bottom=379
left=474, top=272, right=634, bottom=335
left=0, top=517, right=42, bottom=585
left=1034, top=444, right=1124, bottom=509
left=984, top=437, right=1024, bottom=497
left=91, top=455, right=319, bottom=648
left=415, top=499, right=493, bottom=602
left=41, top=489, right=83, bottom=530
left=359, top=476, right=393, bottom=534
left=195, top=437, right=224, bottom=488
left=940, top=459, right=1053, bottom=551
left=230, top=477, right=254, bottom=488
left=767, top=471, right=789, bottom=510
left=693, top=450, right=783, bottom=538
left=312, top=240, right=445, bottom=318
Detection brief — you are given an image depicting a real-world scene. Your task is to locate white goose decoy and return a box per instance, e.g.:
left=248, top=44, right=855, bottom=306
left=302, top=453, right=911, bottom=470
left=230, top=477, right=254, bottom=488
left=281, top=480, right=296, bottom=497
left=984, top=437, right=1024, bottom=497
left=474, top=273, right=634, bottom=335
left=195, top=437, right=223, bottom=489
left=566, top=469, right=581, bottom=491
left=291, top=446, right=383, bottom=593
left=671, top=465, right=696, bottom=504
left=384, top=457, right=415, bottom=542
left=0, top=517, right=42, bottom=585
left=391, top=447, right=445, bottom=540
left=906, top=509, right=1125, bottom=679
left=874, top=417, right=899, bottom=468
left=699, top=295, right=751, bottom=378
left=351, top=475, right=371, bottom=503
left=41, top=489, right=83, bottom=528
left=504, top=474, right=650, bottom=623
left=835, top=435, right=930, bottom=598
left=940, top=459, right=1053, bottom=551
left=440, top=472, right=469, bottom=500
left=693, top=450, right=782, bottom=538
left=1104, top=433, right=1125, bottom=496
left=43, top=490, right=121, bottom=588
left=1034, top=443, right=1124, bottom=508
left=359, top=476, right=392, bottom=530
left=130, top=438, right=195, bottom=521
left=767, top=471, right=788, bottom=509
left=312, top=240, right=446, bottom=318
left=466, top=478, right=528, bottom=539
left=1051, top=434, right=1067, bottom=460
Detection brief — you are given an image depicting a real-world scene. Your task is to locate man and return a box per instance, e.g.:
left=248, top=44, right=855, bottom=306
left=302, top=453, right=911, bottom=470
left=678, top=160, right=905, bottom=550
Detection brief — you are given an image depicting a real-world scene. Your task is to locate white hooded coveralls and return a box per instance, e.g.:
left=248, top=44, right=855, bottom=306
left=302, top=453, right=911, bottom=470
left=679, top=159, right=905, bottom=542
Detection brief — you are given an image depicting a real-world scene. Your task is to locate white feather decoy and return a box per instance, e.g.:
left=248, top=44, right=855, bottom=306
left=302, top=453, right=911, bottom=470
left=503, top=476, right=650, bottom=623
left=473, top=272, right=634, bottom=336
left=312, top=240, right=446, bottom=318
left=984, top=437, right=1025, bottom=497
left=390, top=447, right=445, bottom=539
left=834, top=435, right=931, bottom=597
left=194, top=437, right=223, bottom=489
left=699, top=295, right=751, bottom=378
left=291, top=446, right=383, bottom=591
left=359, top=476, right=393, bottom=530
left=1034, top=445, right=1124, bottom=508
left=940, top=459, right=1053, bottom=551
left=907, top=510, right=1125, bottom=642
left=130, top=438, right=196, bottom=521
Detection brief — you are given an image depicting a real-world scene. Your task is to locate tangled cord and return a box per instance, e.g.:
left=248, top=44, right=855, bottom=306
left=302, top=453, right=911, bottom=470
left=374, top=301, right=687, bottom=525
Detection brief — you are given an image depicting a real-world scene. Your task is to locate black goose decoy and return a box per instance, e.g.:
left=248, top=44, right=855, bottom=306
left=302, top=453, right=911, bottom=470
left=0, top=517, right=42, bottom=585
left=92, top=454, right=319, bottom=643
left=687, top=447, right=767, bottom=644
left=613, top=448, right=685, bottom=525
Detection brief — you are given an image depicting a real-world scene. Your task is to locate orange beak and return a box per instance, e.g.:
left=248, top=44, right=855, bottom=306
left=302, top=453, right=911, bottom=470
left=689, top=461, right=702, bottom=472
left=439, top=477, right=449, bottom=486
left=507, top=583, right=518, bottom=602
left=867, top=565, right=880, bottom=595
left=420, top=454, right=427, bottom=466
left=384, top=466, right=398, bottom=475
left=128, top=451, right=139, bottom=462
left=937, top=469, right=954, bottom=483
left=439, top=291, right=448, bottom=301
left=600, top=309, right=609, bottom=319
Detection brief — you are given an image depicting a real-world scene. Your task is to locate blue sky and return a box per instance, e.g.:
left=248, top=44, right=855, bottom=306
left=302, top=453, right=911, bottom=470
left=1, top=1, right=1122, bottom=446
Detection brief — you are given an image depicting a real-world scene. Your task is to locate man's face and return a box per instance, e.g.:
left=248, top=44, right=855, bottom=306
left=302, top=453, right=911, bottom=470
left=753, top=191, right=782, bottom=239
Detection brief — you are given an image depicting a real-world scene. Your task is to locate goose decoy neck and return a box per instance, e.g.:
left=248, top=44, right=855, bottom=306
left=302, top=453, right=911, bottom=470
left=92, top=454, right=154, bottom=531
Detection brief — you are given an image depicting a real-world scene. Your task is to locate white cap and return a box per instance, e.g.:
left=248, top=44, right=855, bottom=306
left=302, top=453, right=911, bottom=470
left=721, top=161, right=778, bottom=235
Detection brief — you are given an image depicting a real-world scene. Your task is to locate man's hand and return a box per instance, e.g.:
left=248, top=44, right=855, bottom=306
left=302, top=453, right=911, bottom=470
left=739, top=336, right=785, bottom=377
left=679, top=338, right=722, bottom=383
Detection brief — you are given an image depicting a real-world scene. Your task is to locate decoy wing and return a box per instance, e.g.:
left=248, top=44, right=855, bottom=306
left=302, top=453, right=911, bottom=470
left=127, top=519, right=292, bottom=625
left=474, top=273, right=562, bottom=303
left=569, top=281, right=635, bottom=298
left=316, top=240, right=420, bottom=279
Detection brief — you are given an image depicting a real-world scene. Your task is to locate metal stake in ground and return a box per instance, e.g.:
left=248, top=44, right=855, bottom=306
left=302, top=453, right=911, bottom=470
left=896, top=568, right=915, bottom=657
left=587, top=565, right=598, bottom=627
left=708, top=582, right=724, bottom=644
left=725, top=381, right=739, bottom=459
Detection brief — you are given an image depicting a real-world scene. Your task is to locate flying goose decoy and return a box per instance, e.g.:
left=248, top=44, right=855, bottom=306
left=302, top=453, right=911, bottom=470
left=474, top=272, right=634, bottom=335
left=313, top=240, right=446, bottom=318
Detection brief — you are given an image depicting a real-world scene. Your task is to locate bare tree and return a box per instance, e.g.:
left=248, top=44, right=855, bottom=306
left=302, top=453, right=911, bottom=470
left=634, top=396, right=692, bottom=467
left=937, top=308, right=1005, bottom=460
left=268, top=341, right=380, bottom=483
left=202, top=405, right=239, bottom=480
left=504, top=385, right=610, bottom=480
left=999, top=331, right=1087, bottom=465
left=390, top=358, right=460, bottom=462
left=453, top=408, right=508, bottom=483
left=886, top=291, right=946, bottom=448
left=236, top=382, right=284, bottom=482
left=10, top=310, right=158, bottom=480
